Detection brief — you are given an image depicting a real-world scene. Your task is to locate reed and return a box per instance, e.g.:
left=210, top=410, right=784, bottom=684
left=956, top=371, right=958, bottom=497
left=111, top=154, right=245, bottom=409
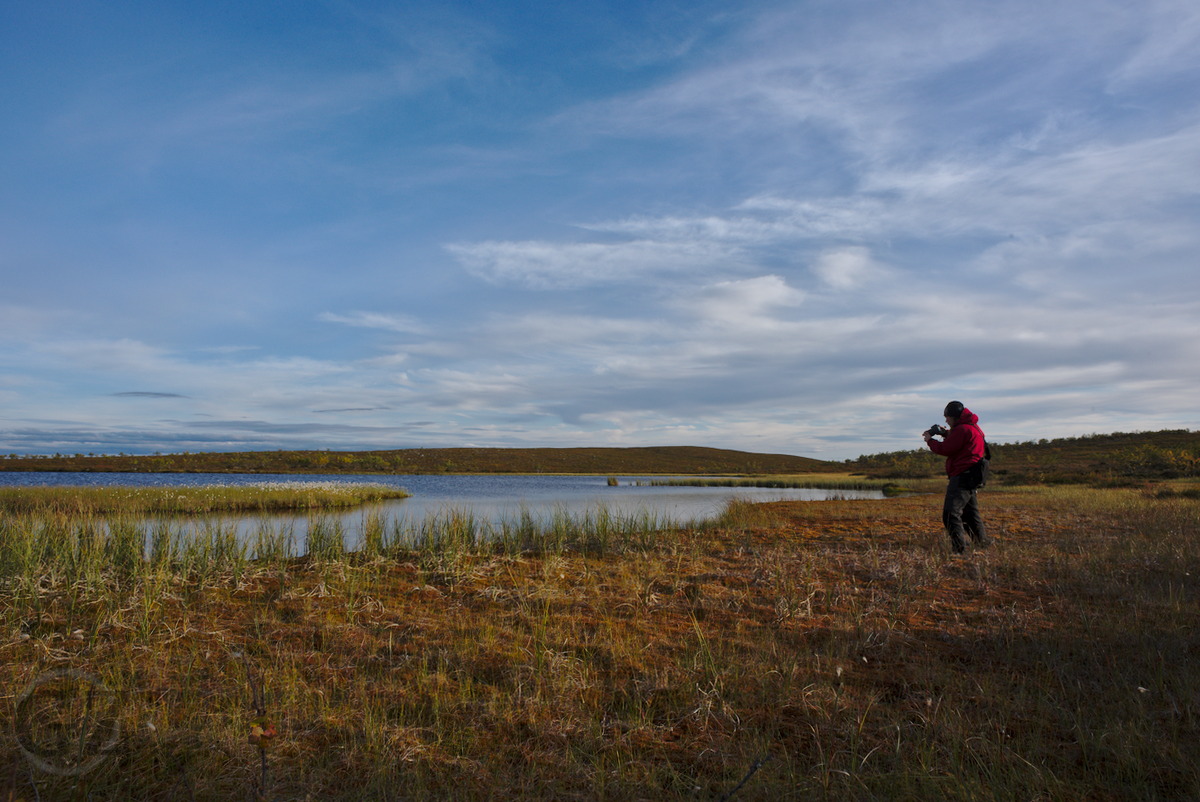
left=250, top=519, right=297, bottom=564
left=305, top=515, right=347, bottom=561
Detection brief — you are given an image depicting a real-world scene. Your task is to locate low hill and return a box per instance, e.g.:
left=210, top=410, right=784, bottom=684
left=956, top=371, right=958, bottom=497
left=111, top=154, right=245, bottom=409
left=7, top=430, right=1196, bottom=482
left=848, top=429, right=1200, bottom=484
left=0, top=446, right=838, bottom=476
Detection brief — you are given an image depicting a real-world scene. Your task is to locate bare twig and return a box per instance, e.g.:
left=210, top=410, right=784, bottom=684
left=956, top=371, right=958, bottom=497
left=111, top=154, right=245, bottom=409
left=234, top=651, right=272, bottom=799
left=719, top=753, right=773, bottom=801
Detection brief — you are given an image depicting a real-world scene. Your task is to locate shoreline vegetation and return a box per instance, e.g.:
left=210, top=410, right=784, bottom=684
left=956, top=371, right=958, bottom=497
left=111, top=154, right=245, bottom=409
left=0, top=483, right=411, bottom=516
left=2, top=486, right=1197, bottom=798
left=0, top=445, right=834, bottom=476
left=645, top=473, right=938, bottom=497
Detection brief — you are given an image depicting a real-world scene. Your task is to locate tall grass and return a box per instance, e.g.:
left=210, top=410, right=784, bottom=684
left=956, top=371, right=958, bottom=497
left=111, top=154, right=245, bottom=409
left=377, top=503, right=684, bottom=557
left=1, top=497, right=692, bottom=587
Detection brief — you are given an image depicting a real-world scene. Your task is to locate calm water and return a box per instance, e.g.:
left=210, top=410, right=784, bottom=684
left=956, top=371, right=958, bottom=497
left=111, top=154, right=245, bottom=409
left=0, top=472, right=884, bottom=550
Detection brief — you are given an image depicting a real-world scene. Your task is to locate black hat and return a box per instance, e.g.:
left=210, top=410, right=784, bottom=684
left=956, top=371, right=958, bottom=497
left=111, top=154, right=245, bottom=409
left=944, top=400, right=964, bottom=418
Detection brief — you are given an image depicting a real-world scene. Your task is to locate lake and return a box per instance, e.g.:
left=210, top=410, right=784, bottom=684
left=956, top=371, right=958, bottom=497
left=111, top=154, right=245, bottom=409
left=0, top=472, right=884, bottom=550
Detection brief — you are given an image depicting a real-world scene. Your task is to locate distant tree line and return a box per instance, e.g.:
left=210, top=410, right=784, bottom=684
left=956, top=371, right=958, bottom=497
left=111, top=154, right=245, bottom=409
left=846, top=429, right=1200, bottom=485
left=0, top=446, right=835, bottom=476
left=6, top=431, right=1198, bottom=484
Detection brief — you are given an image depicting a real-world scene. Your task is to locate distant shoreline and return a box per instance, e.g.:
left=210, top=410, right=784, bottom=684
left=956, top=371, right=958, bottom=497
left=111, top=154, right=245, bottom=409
left=0, top=445, right=837, bottom=476
left=3, top=430, right=1197, bottom=484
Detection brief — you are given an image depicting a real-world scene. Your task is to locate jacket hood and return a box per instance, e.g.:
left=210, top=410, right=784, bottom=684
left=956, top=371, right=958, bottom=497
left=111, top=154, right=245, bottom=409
left=957, top=408, right=979, bottom=426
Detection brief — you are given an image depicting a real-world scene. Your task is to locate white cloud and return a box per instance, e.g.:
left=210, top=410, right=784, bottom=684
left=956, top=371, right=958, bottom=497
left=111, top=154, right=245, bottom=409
left=810, top=248, right=888, bottom=291
left=733, top=197, right=893, bottom=239
left=682, top=275, right=805, bottom=327
left=446, top=238, right=745, bottom=288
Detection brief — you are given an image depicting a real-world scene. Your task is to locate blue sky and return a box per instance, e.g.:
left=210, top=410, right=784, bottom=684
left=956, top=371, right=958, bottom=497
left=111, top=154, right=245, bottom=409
left=2, top=0, right=1198, bottom=460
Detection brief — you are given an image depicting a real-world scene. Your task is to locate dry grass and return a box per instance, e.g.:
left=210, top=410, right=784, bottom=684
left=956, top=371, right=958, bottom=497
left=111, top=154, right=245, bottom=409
left=2, top=487, right=1198, bottom=799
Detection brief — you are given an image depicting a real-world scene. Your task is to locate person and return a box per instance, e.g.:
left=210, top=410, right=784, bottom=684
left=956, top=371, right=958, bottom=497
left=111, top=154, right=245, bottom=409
left=924, top=401, right=989, bottom=554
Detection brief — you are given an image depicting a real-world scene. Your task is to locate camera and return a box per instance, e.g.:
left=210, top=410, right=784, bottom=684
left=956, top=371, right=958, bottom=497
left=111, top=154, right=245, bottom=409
left=925, top=424, right=947, bottom=437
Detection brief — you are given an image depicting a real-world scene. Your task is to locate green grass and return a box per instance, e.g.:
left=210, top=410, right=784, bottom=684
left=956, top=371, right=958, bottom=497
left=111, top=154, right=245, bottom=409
left=0, top=482, right=410, bottom=516
left=647, top=472, right=943, bottom=496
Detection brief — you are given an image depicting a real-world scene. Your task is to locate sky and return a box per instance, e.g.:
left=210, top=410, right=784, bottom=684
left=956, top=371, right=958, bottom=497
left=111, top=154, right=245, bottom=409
left=1, top=0, right=1198, bottom=461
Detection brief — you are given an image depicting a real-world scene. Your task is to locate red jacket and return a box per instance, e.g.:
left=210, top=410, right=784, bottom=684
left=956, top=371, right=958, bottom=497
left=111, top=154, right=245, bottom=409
left=927, top=408, right=987, bottom=477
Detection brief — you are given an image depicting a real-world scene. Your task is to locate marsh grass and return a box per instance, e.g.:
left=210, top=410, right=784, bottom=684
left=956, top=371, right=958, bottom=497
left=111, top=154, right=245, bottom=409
left=1, top=486, right=1197, bottom=799
left=374, top=503, right=680, bottom=559
left=0, top=482, right=410, bottom=516
left=651, top=472, right=944, bottom=496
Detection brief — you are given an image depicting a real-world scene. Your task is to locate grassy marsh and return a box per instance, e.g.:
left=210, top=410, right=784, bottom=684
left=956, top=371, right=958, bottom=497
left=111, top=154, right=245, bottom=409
left=647, top=472, right=944, bottom=497
left=1, top=485, right=1197, bottom=799
left=0, top=482, right=410, bottom=516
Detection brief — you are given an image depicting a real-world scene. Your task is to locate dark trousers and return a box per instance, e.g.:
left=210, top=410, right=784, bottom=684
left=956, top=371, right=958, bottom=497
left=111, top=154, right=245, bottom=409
left=943, top=474, right=986, bottom=553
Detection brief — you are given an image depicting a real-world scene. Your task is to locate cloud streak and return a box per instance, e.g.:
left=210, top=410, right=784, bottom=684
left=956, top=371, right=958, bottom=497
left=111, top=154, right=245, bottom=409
left=447, top=238, right=748, bottom=289
left=112, top=392, right=188, bottom=399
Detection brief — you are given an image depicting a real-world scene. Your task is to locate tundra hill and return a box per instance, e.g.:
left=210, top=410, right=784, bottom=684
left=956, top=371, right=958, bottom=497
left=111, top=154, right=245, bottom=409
left=849, top=428, right=1200, bottom=484
left=0, top=446, right=837, bottom=476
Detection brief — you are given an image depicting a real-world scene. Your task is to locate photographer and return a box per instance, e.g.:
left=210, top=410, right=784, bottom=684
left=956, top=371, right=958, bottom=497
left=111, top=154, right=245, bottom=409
left=924, top=401, right=990, bottom=554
